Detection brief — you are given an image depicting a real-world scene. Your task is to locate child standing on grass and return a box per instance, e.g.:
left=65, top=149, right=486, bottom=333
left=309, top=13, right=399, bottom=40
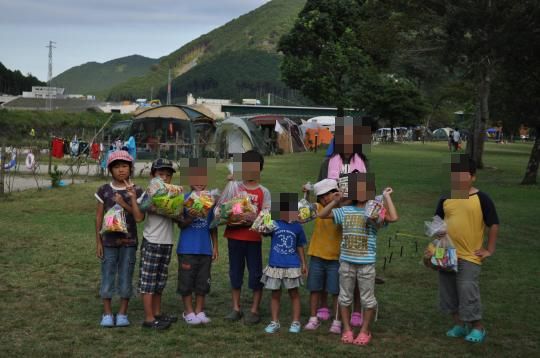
left=95, top=150, right=144, bottom=327
left=261, top=193, right=307, bottom=334
left=303, top=179, right=343, bottom=334
left=224, top=150, right=271, bottom=325
left=177, top=158, right=218, bottom=325
left=138, top=158, right=178, bottom=330
left=319, top=172, right=398, bottom=346
left=430, top=154, right=499, bottom=343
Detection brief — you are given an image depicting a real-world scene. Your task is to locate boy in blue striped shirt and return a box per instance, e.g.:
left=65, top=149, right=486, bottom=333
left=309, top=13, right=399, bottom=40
left=319, top=172, right=398, bottom=346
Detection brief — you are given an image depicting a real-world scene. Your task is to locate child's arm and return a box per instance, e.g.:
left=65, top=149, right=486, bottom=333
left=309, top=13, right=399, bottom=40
left=177, top=213, right=194, bottom=229
left=382, top=187, right=399, bottom=222
left=211, top=227, right=219, bottom=261
left=475, top=224, right=499, bottom=259
left=297, top=246, right=307, bottom=276
left=125, top=181, right=144, bottom=223
left=95, top=202, right=104, bottom=259
left=317, top=192, right=342, bottom=218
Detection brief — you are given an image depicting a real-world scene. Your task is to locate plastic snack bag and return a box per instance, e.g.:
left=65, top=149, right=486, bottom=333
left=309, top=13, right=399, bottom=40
left=297, top=197, right=317, bottom=223
left=365, top=194, right=386, bottom=224
left=250, top=209, right=276, bottom=234
left=101, top=203, right=128, bottom=234
left=220, top=192, right=258, bottom=226
left=423, top=216, right=458, bottom=272
left=140, top=177, right=184, bottom=218
left=184, top=190, right=215, bottom=217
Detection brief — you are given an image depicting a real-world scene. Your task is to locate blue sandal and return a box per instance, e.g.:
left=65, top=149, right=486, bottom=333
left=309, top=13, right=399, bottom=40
left=446, top=325, right=468, bottom=338
left=465, top=328, right=487, bottom=343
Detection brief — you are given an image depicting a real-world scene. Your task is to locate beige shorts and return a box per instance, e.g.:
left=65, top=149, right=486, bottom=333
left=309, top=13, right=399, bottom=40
left=338, top=261, right=377, bottom=309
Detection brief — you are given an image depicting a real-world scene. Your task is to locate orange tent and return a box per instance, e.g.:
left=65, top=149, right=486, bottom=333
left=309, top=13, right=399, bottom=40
left=305, top=127, right=333, bottom=149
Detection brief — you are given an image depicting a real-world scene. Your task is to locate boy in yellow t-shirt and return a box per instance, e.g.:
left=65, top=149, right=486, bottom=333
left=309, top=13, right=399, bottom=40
left=432, top=154, right=499, bottom=344
left=304, top=179, right=343, bottom=334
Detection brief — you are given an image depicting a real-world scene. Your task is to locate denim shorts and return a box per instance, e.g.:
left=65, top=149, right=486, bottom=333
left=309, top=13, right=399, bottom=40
left=100, top=246, right=137, bottom=299
left=227, top=239, right=263, bottom=290
left=306, top=256, right=340, bottom=295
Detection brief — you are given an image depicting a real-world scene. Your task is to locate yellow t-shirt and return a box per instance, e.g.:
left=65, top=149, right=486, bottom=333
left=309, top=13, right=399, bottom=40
left=307, top=203, right=343, bottom=260
left=436, top=192, right=498, bottom=265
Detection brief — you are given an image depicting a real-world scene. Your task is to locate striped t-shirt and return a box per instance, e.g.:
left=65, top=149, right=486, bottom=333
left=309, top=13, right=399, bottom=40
left=332, top=206, right=378, bottom=264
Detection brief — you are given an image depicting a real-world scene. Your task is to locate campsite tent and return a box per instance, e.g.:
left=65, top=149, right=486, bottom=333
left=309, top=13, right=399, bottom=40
left=214, top=117, right=267, bottom=158
left=306, top=116, right=335, bottom=132
left=248, top=115, right=306, bottom=154
left=128, top=105, right=215, bottom=159
left=432, top=127, right=454, bottom=140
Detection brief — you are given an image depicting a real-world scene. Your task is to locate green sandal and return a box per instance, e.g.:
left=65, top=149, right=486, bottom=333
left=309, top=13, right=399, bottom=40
left=446, top=325, right=469, bottom=338
left=465, top=328, right=487, bottom=343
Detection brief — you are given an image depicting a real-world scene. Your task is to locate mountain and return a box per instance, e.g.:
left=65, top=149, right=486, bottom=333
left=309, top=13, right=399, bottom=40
left=0, top=62, right=45, bottom=95
left=107, top=0, right=306, bottom=102
left=52, top=55, right=158, bottom=95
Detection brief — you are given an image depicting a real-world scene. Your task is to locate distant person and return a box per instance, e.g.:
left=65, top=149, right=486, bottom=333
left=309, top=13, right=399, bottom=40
left=95, top=151, right=144, bottom=327
left=429, top=154, right=499, bottom=344
left=448, top=130, right=454, bottom=151
left=452, top=128, right=461, bottom=151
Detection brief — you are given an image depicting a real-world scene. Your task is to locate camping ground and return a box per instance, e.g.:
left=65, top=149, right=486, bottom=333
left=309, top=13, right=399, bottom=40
left=0, top=142, right=539, bottom=356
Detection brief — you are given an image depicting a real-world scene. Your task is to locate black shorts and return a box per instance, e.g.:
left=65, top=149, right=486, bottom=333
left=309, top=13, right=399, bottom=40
left=177, top=254, right=212, bottom=296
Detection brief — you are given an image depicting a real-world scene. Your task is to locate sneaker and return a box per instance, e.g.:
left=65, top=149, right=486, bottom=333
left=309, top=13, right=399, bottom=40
left=183, top=312, right=201, bottom=325
left=351, top=311, right=363, bottom=327
left=264, top=321, right=280, bottom=334
left=196, top=312, right=211, bottom=324
left=115, top=314, right=130, bottom=327
left=142, top=319, right=171, bottom=330
left=155, top=313, right=178, bottom=323
left=289, top=321, right=301, bottom=333
left=224, top=310, right=243, bottom=322
left=329, top=319, right=342, bottom=334
left=316, top=307, right=331, bottom=321
left=244, top=311, right=261, bottom=325
left=304, top=317, right=321, bottom=330
left=100, top=314, right=114, bottom=328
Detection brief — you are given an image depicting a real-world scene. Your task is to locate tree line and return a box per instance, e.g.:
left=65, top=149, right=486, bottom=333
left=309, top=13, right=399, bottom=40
left=0, top=62, right=45, bottom=95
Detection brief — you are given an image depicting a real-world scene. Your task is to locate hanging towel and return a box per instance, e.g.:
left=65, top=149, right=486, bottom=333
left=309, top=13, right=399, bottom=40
left=91, top=143, right=100, bottom=160
left=51, top=138, right=65, bottom=159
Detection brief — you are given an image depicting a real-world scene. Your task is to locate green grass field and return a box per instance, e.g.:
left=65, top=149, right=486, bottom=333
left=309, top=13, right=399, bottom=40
left=1, top=142, right=539, bottom=357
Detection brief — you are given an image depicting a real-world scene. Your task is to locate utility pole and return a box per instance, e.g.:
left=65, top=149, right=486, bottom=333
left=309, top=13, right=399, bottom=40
left=46, top=41, right=56, bottom=111
left=268, top=93, right=271, bottom=106
left=167, top=67, right=172, bottom=105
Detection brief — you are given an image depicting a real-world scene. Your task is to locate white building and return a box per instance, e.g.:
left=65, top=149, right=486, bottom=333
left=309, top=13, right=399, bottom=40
left=186, top=93, right=229, bottom=118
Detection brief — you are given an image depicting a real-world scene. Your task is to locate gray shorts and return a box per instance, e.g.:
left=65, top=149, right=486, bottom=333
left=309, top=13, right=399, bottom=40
left=338, top=261, right=377, bottom=309
left=439, top=259, right=482, bottom=322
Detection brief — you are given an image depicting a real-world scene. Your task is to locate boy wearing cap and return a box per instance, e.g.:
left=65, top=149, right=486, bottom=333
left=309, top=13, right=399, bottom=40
left=138, top=158, right=178, bottom=330
left=95, top=150, right=144, bottom=327
left=304, top=179, right=344, bottom=333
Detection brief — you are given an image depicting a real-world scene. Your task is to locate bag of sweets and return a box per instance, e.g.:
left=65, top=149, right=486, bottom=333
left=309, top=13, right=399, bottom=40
left=101, top=203, right=128, bottom=234
left=365, top=194, right=386, bottom=224
left=220, top=192, right=258, bottom=226
left=423, top=216, right=458, bottom=272
left=184, top=190, right=215, bottom=217
left=297, top=198, right=317, bottom=223
left=250, top=209, right=276, bottom=234
left=140, top=177, right=184, bottom=218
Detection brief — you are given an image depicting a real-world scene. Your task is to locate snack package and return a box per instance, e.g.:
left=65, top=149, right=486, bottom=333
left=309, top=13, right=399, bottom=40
left=101, top=203, right=128, bottom=234
left=219, top=192, right=258, bottom=226
left=297, top=198, right=317, bottom=223
left=250, top=209, right=276, bottom=234
left=184, top=190, right=215, bottom=217
left=365, top=194, right=386, bottom=224
left=423, top=216, right=458, bottom=272
left=140, top=177, right=184, bottom=218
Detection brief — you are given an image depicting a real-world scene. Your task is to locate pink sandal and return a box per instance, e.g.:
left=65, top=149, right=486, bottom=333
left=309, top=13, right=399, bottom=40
left=341, top=330, right=354, bottom=344
left=353, top=331, right=372, bottom=346
left=351, top=311, right=363, bottom=327
left=316, top=307, right=330, bottom=321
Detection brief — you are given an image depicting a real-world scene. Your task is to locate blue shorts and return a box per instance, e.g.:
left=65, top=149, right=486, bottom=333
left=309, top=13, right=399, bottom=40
left=306, top=256, right=340, bottom=295
left=227, top=239, right=263, bottom=291
left=100, top=246, right=136, bottom=299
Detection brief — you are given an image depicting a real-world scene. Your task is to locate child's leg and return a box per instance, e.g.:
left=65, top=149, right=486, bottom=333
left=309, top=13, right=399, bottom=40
left=456, top=261, right=483, bottom=330
left=246, top=241, right=263, bottom=314
left=178, top=254, right=197, bottom=314
left=194, top=255, right=212, bottom=314
left=320, top=290, right=329, bottom=309
left=439, top=270, right=461, bottom=327
left=271, top=289, right=281, bottom=322
left=306, top=256, right=324, bottom=318
left=142, top=294, right=155, bottom=322
left=152, top=293, right=162, bottom=317
left=288, top=288, right=301, bottom=322
left=332, top=295, right=340, bottom=321
left=353, top=285, right=361, bottom=313
left=103, top=299, right=113, bottom=315
left=117, top=246, right=136, bottom=315
left=338, top=261, right=357, bottom=333
left=357, top=264, right=377, bottom=334
left=100, top=247, right=119, bottom=315
left=228, top=239, right=247, bottom=312
left=182, top=295, right=194, bottom=314
left=309, top=291, right=321, bottom=317
left=195, top=295, right=205, bottom=314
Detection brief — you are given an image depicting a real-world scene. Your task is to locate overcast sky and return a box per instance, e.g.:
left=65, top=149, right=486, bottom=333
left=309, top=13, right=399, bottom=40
left=0, top=0, right=269, bottom=81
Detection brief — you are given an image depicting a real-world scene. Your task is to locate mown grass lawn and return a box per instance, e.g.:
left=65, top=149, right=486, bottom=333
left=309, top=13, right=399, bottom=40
left=1, top=142, right=539, bottom=357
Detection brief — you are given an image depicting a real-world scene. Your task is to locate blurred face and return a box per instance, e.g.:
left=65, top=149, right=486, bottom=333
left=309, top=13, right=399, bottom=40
left=188, top=167, right=208, bottom=191
left=235, top=161, right=260, bottom=181
left=319, top=190, right=337, bottom=205
left=354, top=180, right=375, bottom=202
left=334, top=118, right=371, bottom=156
left=153, top=168, right=173, bottom=184
left=279, top=210, right=298, bottom=222
left=450, top=171, right=475, bottom=198
left=110, top=162, right=131, bottom=182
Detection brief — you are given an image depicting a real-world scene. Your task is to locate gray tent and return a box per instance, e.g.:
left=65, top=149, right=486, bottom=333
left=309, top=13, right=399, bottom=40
left=214, top=117, right=267, bottom=158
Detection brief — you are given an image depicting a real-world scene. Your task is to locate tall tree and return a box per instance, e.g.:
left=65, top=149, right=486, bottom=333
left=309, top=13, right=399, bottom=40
left=278, top=0, right=376, bottom=116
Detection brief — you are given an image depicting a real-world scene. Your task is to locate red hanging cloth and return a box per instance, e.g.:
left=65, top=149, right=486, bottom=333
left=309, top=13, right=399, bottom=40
left=90, top=143, right=100, bottom=160
left=51, top=138, right=64, bottom=158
